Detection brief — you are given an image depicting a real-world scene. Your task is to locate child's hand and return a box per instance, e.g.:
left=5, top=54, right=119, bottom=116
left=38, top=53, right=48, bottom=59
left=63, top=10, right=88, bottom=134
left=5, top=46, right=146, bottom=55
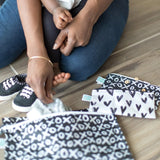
left=53, top=7, right=72, bottom=30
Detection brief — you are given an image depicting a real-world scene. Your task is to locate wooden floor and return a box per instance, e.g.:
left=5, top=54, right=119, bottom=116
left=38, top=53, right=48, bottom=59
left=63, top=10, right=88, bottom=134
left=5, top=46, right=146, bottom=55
left=1, top=0, right=160, bottom=159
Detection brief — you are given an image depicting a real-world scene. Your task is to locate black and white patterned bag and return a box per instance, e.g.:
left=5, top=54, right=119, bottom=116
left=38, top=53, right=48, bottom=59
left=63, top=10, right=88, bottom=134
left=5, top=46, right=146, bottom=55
left=98, top=73, right=160, bottom=109
left=89, top=88, right=156, bottom=119
left=0, top=112, right=134, bottom=160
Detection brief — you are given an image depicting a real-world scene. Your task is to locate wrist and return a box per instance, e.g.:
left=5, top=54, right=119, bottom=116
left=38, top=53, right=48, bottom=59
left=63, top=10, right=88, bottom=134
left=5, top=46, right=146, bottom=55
left=79, top=0, right=113, bottom=25
left=77, top=11, right=97, bottom=28
left=29, top=56, right=53, bottom=67
left=27, top=44, right=49, bottom=58
left=78, top=3, right=100, bottom=25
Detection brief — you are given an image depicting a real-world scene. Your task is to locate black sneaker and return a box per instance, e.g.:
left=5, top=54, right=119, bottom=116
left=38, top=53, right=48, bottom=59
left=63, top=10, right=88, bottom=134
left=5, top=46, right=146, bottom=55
left=0, top=74, right=26, bottom=101
left=12, top=84, right=37, bottom=112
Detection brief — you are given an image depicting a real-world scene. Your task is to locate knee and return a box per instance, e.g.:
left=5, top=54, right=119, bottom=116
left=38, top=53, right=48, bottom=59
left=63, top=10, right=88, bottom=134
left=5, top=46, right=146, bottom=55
left=60, top=57, right=97, bottom=81
left=0, top=52, right=19, bottom=69
left=0, top=56, right=11, bottom=68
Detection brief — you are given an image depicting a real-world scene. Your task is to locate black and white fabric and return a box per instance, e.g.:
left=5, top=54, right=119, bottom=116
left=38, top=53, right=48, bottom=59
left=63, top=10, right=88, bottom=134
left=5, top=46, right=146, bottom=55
left=89, top=88, right=156, bottom=119
left=101, top=73, right=160, bottom=109
left=2, top=117, right=27, bottom=126
left=0, top=112, right=134, bottom=160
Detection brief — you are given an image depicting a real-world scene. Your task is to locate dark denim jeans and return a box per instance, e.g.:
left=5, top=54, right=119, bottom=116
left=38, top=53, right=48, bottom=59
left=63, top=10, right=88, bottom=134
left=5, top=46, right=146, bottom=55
left=0, top=0, right=129, bottom=81
left=0, top=0, right=5, bottom=5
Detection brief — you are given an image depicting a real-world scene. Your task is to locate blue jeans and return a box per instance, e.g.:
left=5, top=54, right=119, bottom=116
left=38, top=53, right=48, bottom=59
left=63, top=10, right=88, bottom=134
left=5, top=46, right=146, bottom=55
left=0, top=0, right=129, bottom=81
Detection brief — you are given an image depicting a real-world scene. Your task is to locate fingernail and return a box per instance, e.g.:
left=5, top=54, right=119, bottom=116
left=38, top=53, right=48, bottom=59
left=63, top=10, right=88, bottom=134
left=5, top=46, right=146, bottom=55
left=53, top=43, right=58, bottom=50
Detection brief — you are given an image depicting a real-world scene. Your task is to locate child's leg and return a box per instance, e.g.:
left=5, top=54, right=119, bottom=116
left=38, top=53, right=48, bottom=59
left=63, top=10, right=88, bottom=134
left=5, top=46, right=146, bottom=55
left=0, top=0, right=26, bottom=68
left=42, top=7, right=71, bottom=84
left=42, top=7, right=61, bottom=64
left=41, top=0, right=87, bottom=75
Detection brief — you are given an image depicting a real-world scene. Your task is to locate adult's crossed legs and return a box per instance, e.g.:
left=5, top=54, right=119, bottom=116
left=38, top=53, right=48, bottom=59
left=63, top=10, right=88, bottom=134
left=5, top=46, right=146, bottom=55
left=60, top=0, right=129, bottom=81
left=0, top=0, right=129, bottom=82
left=42, top=0, right=129, bottom=81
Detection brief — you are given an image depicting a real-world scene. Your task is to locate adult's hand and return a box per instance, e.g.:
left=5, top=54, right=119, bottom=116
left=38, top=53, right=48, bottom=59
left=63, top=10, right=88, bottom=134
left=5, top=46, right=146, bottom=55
left=53, top=13, right=94, bottom=56
left=26, top=50, right=54, bottom=104
left=53, top=0, right=114, bottom=56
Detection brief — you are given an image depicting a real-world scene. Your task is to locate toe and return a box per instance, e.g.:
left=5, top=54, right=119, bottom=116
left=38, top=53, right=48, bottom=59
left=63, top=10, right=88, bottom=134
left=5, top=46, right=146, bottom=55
left=65, top=73, right=71, bottom=79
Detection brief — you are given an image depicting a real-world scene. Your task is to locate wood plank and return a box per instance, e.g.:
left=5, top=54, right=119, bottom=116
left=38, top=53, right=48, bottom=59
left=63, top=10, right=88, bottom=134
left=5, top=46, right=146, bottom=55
left=0, top=100, right=25, bottom=123
left=11, top=52, right=28, bottom=74
left=103, top=35, right=160, bottom=80
left=0, top=66, right=15, bottom=82
left=114, top=0, right=160, bottom=51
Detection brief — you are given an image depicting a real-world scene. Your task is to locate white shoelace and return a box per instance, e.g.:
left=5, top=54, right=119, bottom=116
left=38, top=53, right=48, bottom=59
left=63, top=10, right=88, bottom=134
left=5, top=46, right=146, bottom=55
left=3, top=78, right=15, bottom=90
left=20, top=86, right=34, bottom=99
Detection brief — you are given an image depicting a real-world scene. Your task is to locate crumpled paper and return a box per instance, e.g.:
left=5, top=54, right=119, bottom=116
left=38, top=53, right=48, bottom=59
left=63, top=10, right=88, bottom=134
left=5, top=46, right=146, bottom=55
left=27, top=98, right=72, bottom=120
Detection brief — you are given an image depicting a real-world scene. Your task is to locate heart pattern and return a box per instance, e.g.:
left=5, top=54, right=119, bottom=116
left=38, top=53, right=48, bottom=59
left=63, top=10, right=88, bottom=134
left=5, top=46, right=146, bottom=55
left=129, top=91, right=136, bottom=98
left=102, top=73, right=160, bottom=109
left=93, top=107, right=99, bottom=112
left=104, top=100, right=112, bottom=107
left=141, top=97, right=147, bottom=103
left=117, top=95, right=123, bottom=102
left=126, top=100, right=132, bottom=107
left=121, top=106, right=127, bottom=114
left=149, top=108, right=154, bottom=114
left=141, top=113, right=147, bottom=118
left=91, top=101, right=96, bottom=105
left=98, top=95, right=104, bottom=102
left=136, top=104, right=141, bottom=111
left=89, top=89, right=156, bottom=119
left=111, top=108, right=117, bottom=114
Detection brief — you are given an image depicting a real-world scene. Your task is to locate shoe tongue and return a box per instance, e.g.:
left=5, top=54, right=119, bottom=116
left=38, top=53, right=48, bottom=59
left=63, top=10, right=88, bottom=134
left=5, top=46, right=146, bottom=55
left=12, top=76, right=17, bottom=81
left=14, top=74, right=26, bottom=84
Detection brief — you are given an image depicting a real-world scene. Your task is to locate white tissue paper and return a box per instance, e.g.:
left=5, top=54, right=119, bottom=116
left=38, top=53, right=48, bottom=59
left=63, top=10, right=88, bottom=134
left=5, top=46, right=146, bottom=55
left=27, top=98, right=71, bottom=120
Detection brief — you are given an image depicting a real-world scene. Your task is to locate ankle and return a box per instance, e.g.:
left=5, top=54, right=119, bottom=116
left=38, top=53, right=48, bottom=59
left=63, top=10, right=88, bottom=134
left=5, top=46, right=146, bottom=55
left=53, top=63, right=61, bottom=75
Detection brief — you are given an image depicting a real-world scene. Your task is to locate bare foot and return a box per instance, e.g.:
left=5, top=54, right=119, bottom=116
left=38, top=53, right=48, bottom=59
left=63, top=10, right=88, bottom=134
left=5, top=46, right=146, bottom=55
left=53, top=72, right=71, bottom=86
left=52, top=63, right=71, bottom=86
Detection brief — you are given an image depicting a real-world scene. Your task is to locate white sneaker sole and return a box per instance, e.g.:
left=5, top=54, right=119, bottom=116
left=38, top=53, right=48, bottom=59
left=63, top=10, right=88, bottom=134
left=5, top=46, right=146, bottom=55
left=0, top=92, right=18, bottom=101
left=12, top=101, right=31, bottom=112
